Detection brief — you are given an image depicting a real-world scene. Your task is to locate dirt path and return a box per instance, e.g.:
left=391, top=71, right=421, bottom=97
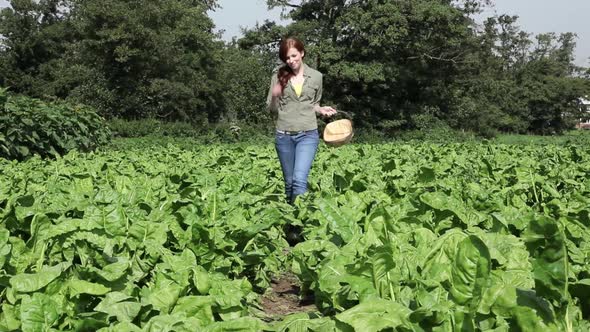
left=260, top=272, right=317, bottom=318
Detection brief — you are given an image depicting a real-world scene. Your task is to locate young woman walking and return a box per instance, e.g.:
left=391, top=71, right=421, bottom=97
left=267, top=37, right=337, bottom=204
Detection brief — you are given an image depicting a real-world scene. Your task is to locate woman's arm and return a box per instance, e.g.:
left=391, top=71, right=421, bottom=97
left=312, top=74, right=337, bottom=116
left=266, top=74, right=281, bottom=113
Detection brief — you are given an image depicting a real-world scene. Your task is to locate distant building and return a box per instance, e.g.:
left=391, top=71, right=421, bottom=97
left=578, top=97, right=590, bottom=129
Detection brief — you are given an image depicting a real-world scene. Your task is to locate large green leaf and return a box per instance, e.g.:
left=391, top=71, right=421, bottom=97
left=97, top=322, right=141, bottom=332
left=68, top=279, right=111, bottom=297
left=335, top=299, right=412, bottom=331
left=421, top=229, right=467, bottom=283
left=420, top=192, right=484, bottom=227
left=9, top=262, right=72, bottom=293
left=93, top=259, right=130, bottom=282
left=0, top=229, right=11, bottom=269
left=270, top=313, right=314, bottom=332
left=94, top=292, right=142, bottom=322
left=141, top=313, right=187, bottom=332
left=479, top=270, right=536, bottom=315
left=20, top=293, right=61, bottom=332
left=522, top=216, right=568, bottom=305
left=363, top=205, right=397, bottom=243
left=510, top=306, right=556, bottom=332
left=86, top=205, right=127, bottom=237
left=449, top=235, right=491, bottom=310
left=128, top=218, right=168, bottom=248
left=487, top=283, right=555, bottom=326
left=171, top=296, right=214, bottom=325
left=272, top=313, right=337, bottom=332
left=371, top=246, right=397, bottom=300
left=160, top=249, right=195, bottom=286
left=316, top=198, right=361, bottom=243
left=203, top=317, right=268, bottom=332
left=140, top=279, right=182, bottom=314
left=193, top=265, right=211, bottom=295
left=316, top=255, right=364, bottom=310
left=1, top=303, right=21, bottom=331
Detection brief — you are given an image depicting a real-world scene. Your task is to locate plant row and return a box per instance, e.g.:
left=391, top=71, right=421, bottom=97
left=1, top=140, right=589, bottom=330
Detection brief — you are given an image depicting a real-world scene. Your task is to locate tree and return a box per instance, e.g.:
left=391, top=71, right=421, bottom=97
left=218, top=43, right=275, bottom=126
left=516, top=33, right=589, bottom=133
left=0, top=0, right=74, bottom=95
left=56, top=0, right=224, bottom=122
left=1, top=0, right=225, bottom=123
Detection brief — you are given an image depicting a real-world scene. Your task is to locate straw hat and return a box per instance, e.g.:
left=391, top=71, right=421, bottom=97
left=323, top=114, right=353, bottom=147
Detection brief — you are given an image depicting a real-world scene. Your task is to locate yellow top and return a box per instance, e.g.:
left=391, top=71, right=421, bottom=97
left=266, top=63, right=324, bottom=131
left=292, top=82, right=303, bottom=97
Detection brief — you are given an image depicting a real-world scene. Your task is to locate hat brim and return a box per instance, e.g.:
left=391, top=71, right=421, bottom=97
left=323, top=132, right=354, bottom=147
left=323, top=119, right=353, bottom=147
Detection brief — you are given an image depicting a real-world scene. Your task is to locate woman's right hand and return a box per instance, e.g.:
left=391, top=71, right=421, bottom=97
left=271, top=83, right=283, bottom=97
left=318, top=106, right=337, bottom=117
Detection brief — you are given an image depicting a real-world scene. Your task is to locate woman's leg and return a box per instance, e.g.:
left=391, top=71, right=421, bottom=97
left=275, top=132, right=296, bottom=203
left=291, top=130, right=319, bottom=202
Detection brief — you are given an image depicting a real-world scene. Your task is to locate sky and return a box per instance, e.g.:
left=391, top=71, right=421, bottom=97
left=0, top=0, right=588, bottom=66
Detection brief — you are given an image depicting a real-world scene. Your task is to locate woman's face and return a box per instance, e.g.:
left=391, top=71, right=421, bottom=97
left=285, top=47, right=304, bottom=71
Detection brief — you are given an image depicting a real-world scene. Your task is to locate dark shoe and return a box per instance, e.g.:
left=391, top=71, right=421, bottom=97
left=283, top=224, right=303, bottom=246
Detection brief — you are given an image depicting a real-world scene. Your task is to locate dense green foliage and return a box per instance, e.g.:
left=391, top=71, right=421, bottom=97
left=0, top=0, right=589, bottom=135
left=107, top=118, right=273, bottom=145
left=3, top=1, right=590, bottom=329
left=1, top=137, right=590, bottom=330
left=108, top=118, right=201, bottom=138
left=0, top=142, right=290, bottom=331
left=495, top=130, right=590, bottom=146
left=0, top=0, right=224, bottom=123
left=219, top=45, right=275, bottom=126
left=0, top=88, right=110, bottom=160
left=0, top=0, right=73, bottom=96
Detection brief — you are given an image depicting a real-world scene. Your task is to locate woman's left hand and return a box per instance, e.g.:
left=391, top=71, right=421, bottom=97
left=319, top=106, right=337, bottom=117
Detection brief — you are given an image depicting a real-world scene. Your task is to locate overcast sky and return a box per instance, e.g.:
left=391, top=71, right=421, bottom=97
left=1, top=0, right=588, bottom=66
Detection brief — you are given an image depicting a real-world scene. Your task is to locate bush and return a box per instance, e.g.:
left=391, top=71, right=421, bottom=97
left=108, top=118, right=274, bottom=143
left=0, top=88, right=110, bottom=160
left=108, top=118, right=200, bottom=138
left=108, top=118, right=162, bottom=137
left=349, top=126, right=388, bottom=144
left=203, top=122, right=273, bottom=144
left=396, top=126, right=479, bottom=143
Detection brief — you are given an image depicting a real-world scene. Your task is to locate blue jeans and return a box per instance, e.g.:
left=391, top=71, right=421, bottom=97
left=275, top=129, right=319, bottom=204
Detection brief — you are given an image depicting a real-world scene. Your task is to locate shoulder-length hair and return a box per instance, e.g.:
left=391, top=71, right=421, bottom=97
left=277, top=37, right=305, bottom=91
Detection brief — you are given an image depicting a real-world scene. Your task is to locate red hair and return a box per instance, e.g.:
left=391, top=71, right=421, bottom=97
left=277, top=37, right=305, bottom=92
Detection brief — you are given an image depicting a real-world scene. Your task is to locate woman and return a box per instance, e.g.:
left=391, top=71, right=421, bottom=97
left=267, top=37, right=337, bottom=204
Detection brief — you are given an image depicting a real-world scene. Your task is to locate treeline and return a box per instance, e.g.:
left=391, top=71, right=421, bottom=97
left=1, top=0, right=589, bottom=136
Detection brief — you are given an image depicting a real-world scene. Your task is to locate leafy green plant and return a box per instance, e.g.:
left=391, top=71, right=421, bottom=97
left=108, top=118, right=275, bottom=144
left=108, top=118, right=199, bottom=138
left=2, top=137, right=590, bottom=330
left=0, top=89, right=110, bottom=160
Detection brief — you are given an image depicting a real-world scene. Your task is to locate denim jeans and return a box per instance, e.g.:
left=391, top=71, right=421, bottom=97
left=275, top=129, right=319, bottom=204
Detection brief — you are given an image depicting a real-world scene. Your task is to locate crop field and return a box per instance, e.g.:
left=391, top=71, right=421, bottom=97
left=1, top=138, right=590, bottom=331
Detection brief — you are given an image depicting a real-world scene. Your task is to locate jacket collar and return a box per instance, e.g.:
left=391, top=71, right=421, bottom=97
left=302, top=63, right=312, bottom=78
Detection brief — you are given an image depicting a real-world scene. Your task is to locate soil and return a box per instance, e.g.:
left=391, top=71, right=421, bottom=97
left=260, top=272, right=317, bottom=318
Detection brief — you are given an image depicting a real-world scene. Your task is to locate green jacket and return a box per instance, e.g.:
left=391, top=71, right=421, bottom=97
left=266, top=63, right=323, bottom=131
